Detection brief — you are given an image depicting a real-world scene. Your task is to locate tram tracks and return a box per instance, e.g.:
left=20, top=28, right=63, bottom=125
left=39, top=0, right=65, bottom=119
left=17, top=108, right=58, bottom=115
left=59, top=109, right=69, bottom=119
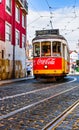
left=0, top=77, right=76, bottom=101
left=43, top=100, right=79, bottom=130
left=0, top=77, right=79, bottom=129
left=0, top=80, right=78, bottom=120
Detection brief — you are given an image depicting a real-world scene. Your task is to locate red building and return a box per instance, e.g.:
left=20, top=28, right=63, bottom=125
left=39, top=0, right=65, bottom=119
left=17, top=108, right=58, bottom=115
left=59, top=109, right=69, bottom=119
left=0, top=0, right=28, bottom=80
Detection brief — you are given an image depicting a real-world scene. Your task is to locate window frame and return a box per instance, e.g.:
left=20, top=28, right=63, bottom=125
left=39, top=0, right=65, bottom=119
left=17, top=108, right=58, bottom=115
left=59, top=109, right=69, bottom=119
left=15, top=29, right=20, bottom=46
left=33, top=42, right=40, bottom=57
left=22, top=13, right=26, bottom=28
left=5, top=22, right=11, bottom=41
left=52, top=41, right=61, bottom=57
left=6, top=0, right=12, bottom=14
left=15, top=5, right=20, bottom=22
left=41, top=41, right=51, bottom=57
left=22, top=34, right=26, bottom=48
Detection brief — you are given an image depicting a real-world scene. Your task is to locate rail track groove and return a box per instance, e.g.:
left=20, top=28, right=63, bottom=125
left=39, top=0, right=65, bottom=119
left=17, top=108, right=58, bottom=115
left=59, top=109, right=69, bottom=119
left=43, top=99, right=79, bottom=130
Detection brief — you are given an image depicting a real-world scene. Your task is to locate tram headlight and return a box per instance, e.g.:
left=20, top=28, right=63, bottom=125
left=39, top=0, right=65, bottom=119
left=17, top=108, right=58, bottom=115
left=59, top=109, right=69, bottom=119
left=44, top=65, right=48, bottom=69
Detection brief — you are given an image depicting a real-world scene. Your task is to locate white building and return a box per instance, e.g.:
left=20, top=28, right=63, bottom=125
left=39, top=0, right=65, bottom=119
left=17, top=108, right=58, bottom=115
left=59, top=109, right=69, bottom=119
left=70, top=50, right=78, bottom=72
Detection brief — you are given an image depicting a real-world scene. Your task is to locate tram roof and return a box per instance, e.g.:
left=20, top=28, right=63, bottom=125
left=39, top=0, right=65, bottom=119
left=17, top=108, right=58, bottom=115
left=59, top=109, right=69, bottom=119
left=32, top=34, right=67, bottom=42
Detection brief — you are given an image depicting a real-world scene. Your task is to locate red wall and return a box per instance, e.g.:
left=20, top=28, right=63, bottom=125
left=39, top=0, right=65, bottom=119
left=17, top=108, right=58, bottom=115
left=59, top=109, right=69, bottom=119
left=0, top=0, right=26, bottom=48
left=0, top=0, right=5, bottom=41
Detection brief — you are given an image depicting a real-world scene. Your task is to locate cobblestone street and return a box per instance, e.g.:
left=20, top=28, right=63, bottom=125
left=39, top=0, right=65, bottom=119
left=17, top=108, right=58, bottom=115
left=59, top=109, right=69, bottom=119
left=55, top=105, right=79, bottom=130
left=0, top=76, right=79, bottom=129
left=0, top=0, right=79, bottom=129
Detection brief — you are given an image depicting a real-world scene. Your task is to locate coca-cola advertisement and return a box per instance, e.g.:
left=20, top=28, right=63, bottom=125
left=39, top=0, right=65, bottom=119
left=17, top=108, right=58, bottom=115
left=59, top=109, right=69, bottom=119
left=33, top=57, right=62, bottom=70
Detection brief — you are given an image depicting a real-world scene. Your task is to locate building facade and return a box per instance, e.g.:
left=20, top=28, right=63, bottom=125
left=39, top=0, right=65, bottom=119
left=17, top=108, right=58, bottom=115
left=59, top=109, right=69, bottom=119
left=70, top=50, right=78, bottom=73
left=0, top=0, right=28, bottom=80
left=26, top=40, right=33, bottom=59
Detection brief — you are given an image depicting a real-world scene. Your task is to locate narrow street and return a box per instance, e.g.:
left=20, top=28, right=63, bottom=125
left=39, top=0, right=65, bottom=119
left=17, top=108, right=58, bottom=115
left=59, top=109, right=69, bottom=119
left=0, top=1, right=79, bottom=130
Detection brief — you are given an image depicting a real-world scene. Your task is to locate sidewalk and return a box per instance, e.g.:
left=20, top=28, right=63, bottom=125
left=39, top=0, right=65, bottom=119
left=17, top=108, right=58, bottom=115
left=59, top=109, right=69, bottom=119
left=0, top=76, right=34, bottom=86
left=0, top=72, right=79, bottom=86
left=69, top=71, right=79, bottom=75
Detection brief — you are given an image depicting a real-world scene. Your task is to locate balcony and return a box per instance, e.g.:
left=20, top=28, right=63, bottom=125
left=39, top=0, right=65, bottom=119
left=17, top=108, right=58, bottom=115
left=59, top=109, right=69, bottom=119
left=15, top=0, right=28, bottom=14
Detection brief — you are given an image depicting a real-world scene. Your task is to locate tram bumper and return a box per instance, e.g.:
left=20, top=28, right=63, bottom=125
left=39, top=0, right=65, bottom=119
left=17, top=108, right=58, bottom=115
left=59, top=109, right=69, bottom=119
left=34, top=72, right=66, bottom=79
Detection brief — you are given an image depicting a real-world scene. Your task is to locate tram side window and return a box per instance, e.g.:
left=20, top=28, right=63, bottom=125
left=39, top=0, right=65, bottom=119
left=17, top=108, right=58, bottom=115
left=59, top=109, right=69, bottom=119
left=62, top=44, right=65, bottom=58
left=52, top=42, right=61, bottom=56
left=67, top=49, right=70, bottom=61
left=41, top=42, right=51, bottom=56
left=34, top=43, right=40, bottom=57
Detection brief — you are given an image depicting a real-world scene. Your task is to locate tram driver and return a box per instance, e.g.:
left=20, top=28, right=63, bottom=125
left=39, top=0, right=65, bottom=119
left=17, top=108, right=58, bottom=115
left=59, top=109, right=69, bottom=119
left=45, top=48, right=51, bottom=56
left=41, top=44, right=51, bottom=56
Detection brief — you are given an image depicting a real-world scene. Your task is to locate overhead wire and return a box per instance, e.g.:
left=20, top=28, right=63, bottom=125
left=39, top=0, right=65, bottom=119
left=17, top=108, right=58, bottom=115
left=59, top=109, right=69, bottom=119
left=73, top=0, right=77, bottom=17
left=27, top=0, right=79, bottom=45
left=45, top=0, right=53, bottom=29
left=28, top=0, right=79, bottom=29
left=27, top=16, right=43, bottom=26
left=59, top=0, right=79, bottom=41
left=28, top=0, right=43, bottom=17
left=27, top=0, right=45, bottom=27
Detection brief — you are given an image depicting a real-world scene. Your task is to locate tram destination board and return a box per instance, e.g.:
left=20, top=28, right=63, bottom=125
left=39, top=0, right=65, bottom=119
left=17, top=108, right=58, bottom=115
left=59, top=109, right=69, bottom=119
left=36, top=29, right=59, bottom=36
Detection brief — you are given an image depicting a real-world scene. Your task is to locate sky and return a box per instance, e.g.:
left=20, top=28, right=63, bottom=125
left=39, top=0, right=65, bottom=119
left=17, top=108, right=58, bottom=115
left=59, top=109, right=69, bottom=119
left=27, top=0, right=79, bottom=50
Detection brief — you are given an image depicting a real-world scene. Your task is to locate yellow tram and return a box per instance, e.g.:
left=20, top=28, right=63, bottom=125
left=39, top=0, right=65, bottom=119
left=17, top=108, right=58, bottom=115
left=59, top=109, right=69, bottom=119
left=32, top=29, right=70, bottom=80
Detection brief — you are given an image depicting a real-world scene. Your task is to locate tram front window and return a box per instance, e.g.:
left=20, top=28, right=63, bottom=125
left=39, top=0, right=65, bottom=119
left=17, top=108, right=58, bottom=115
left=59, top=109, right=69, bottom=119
left=41, top=42, right=51, bottom=56
left=34, top=43, right=40, bottom=57
left=52, top=42, right=61, bottom=56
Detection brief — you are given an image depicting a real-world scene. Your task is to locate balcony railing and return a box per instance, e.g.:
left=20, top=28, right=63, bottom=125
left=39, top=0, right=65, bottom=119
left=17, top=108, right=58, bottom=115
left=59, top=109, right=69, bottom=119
left=15, top=0, right=28, bottom=14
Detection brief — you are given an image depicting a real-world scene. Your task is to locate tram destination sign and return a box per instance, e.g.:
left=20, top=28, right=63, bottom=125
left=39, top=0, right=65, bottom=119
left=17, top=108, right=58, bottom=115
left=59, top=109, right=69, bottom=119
left=36, top=29, right=59, bottom=36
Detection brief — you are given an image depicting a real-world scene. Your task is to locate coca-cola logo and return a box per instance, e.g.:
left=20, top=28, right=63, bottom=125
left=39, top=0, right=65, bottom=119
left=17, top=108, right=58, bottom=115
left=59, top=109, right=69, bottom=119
left=36, top=58, right=55, bottom=65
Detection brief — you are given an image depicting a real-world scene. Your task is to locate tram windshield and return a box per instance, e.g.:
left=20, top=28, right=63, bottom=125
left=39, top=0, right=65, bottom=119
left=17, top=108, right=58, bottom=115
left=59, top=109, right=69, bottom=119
left=33, top=41, right=61, bottom=57
left=41, top=41, right=51, bottom=56
left=52, top=42, right=61, bottom=56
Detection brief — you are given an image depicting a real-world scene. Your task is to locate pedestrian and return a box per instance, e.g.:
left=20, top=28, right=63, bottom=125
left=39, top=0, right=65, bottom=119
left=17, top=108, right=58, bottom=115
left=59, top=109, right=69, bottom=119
left=71, top=64, right=76, bottom=74
left=26, top=64, right=31, bottom=77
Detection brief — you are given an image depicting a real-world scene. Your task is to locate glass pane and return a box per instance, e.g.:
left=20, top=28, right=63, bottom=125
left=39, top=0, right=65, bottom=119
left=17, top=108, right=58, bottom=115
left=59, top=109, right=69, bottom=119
left=52, top=42, right=61, bottom=56
left=6, top=0, right=11, bottom=12
left=5, top=24, right=11, bottom=41
left=16, top=6, right=20, bottom=22
left=33, top=43, right=40, bottom=57
left=22, top=35, right=25, bottom=47
left=41, top=41, right=51, bottom=56
left=22, top=14, right=25, bottom=27
left=16, top=31, right=19, bottom=45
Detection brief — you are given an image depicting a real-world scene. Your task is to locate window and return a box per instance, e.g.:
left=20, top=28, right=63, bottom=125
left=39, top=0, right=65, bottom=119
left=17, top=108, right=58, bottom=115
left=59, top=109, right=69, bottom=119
left=6, top=0, right=11, bottom=13
left=0, top=0, right=2, bottom=3
left=22, top=34, right=26, bottom=47
left=52, top=42, right=61, bottom=56
left=63, top=44, right=65, bottom=58
left=15, top=30, right=20, bottom=45
left=22, top=14, right=25, bottom=27
left=41, top=42, right=51, bottom=56
left=5, top=23, right=11, bottom=41
left=16, top=5, right=20, bottom=22
left=33, top=43, right=40, bottom=57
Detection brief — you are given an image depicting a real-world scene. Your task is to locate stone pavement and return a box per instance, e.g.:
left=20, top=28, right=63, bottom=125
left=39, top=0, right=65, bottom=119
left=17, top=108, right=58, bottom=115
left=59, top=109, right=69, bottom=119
left=0, top=77, right=79, bottom=130
left=55, top=104, right=79, bottom=130
left=0, top=72, right=79, bottom=86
